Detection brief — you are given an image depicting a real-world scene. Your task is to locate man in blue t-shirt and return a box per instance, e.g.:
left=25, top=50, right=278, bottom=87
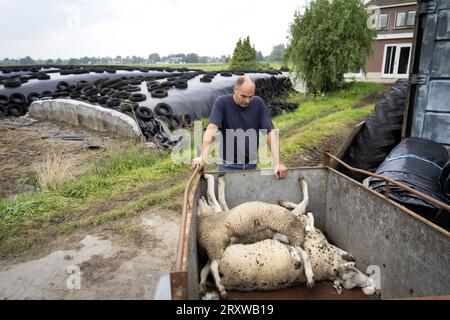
left=192, top=75, right=288, bottom=179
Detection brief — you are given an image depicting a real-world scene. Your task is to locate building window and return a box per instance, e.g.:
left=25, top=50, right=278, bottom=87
left=407, top=11, right=416, bottom=26
left=396, top=12, right=407, bottom=27
left=378, top=13, right=388, bottom=29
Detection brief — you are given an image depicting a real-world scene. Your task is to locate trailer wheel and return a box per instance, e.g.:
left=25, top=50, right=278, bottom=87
left=341, top=79, right=408, bottom=182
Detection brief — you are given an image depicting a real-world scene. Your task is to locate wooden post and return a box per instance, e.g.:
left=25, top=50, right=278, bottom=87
left=323, top=138, right=331, bottom=167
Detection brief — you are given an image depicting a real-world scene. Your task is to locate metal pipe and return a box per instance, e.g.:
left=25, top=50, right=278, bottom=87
left=175, top=166, right=200, bottom=271
left=325, top=152, right=450, bottom=212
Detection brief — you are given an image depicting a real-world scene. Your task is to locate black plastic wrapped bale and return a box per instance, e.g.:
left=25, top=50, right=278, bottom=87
left=365, top=137, right=449, bottom=229
left=140, top=72, right=290, bottom=121
left=440, top=160, right=450, bottom=199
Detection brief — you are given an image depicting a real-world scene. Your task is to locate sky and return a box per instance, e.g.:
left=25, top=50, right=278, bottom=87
left=0, top=0, right=308, bottom=60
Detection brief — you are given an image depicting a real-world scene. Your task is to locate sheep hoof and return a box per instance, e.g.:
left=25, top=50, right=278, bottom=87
left=199, top=284, right=207, bottom=296
left=342, top=253, right=355, bottom=262
left=306, top=280, right=315, bottom=289
left=278, top=200, right=291, bottom=209
left=219, top=291, right=229, bottom=300
left=298, top=176, right=305, bottom=182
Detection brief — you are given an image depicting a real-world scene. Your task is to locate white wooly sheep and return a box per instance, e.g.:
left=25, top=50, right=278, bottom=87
left=219, top=215, right=376, bottom=295
left=197, top=174, right=313, bottom=299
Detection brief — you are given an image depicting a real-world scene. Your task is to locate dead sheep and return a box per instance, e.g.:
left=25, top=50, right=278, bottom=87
left=197, top=174, right=312, bottom=299
left=219, top=214, right=376, bottom=295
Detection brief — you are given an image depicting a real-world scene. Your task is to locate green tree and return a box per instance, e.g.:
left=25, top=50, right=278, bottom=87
left=19, top=56, right=34, bottom=65
left=285, top=0, right=375, bottom=92
left=229, top=36, right=260, bottom=70
left=267, top=44, right=286, bottom=62
left=185, top=53, right=199, bottom=63
left=148, top=53, right=160, bottom=64
left=256, top=51, right=264, bottom=62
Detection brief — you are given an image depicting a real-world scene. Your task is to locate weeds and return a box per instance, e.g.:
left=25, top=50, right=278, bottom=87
left=33, top=152, right=77, bottom=190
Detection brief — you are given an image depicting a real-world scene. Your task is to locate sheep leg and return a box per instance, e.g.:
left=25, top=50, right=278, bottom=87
left=210, top=259, right=228, bottom=299
left=330, top=244, right=355, bottom=262
left=272, top=233, right=302, bottom=269
left=198, top=197, right=215, bottom=217
left=305, top=212, right=316, bottom=233
left=285, top=244, right=302, bottom=270
left=278, top=200, right=297, bottom=210
left=204, top=174, right=222, bottom=214
left=217, top=176, right=230, bottom=211
left=272, top=232, right=290, bottom=244
left=296, top=247, right=315, bottom=288
left=292, top=177, right=309, bottom=217
left=199, top=260, right=211, bottom=295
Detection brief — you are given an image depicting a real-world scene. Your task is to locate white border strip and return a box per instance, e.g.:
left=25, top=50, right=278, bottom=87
left=376, top=32, right=414, bottom=40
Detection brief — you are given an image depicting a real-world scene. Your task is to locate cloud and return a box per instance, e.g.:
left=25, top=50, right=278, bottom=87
left=0, top=0, right=306, bottom=59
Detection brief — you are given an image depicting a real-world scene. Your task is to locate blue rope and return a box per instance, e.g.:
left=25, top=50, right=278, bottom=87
left=386, top=154, right=444, bottom=170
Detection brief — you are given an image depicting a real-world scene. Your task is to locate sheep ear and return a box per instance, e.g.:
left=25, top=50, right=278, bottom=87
left=338, top=262, right=356, bottom=273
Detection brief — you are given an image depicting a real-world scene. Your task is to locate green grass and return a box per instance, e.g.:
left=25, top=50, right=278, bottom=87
left=0, top=146, right=191, bottom=256
left=0, top=181, right=185, bottom=256
left=126, top=62, right=283, bottom=72
left=274, top=82, right=383, bottom=133
left=272, top=82, right=383, bottom=162
left=281, top=105, right=375, bottom=163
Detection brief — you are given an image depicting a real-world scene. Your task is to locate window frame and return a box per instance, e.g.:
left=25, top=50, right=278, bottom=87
left=406, top=10, right=416, bottom=27
left=395, top=11, right=407, bottom=28
left=377, top=13, right=389, bottom=30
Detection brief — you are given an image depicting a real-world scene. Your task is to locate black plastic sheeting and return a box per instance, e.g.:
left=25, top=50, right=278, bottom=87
left=137, top=72, right=292, bottom=119
left=440, top=160, right=450, bottom=198
left=0, top=66, right=295, bottom=148
left=365, top=137, right=449, bottom=230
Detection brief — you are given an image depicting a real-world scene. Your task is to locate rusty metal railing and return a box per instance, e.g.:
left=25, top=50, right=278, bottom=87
left=175, top=166, right=201, bottom=271
left=325, top=152, right=450, bottom=213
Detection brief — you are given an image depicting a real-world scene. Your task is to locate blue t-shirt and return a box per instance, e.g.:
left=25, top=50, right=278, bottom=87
left=209, top=94, right=274, bottom=164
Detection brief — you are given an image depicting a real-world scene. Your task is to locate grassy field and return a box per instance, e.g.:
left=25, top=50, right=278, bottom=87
left=0, top=81, right=386, bottom=257
left=128, top=62, right=283, bottom=71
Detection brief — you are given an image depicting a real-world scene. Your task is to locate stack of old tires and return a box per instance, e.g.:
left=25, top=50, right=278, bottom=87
left=136, top=103, right=192, bottom=134
left=0, top=91, right=35, bottom=117
left=255, top=76, right=295, bottom=117
left=255, top=76, right=293, bottom=102
left=267, top=102, right=298, bottom=117
left=341, top=79, right=408, bottom=181
left=365, top=137, right=449, bottom=230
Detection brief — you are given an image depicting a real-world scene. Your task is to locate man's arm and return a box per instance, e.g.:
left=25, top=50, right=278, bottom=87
left=267, top=130, right=288, bottom=180
left=192, top=123, right=218, bottom=170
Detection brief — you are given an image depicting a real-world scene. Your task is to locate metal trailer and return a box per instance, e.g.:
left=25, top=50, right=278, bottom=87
left=169, top=160, right=449, bottom=300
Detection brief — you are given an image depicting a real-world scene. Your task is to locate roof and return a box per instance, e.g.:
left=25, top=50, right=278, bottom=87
left=368, top=0, right=417, bottom=7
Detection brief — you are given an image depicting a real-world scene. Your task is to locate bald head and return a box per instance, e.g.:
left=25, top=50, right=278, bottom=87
left=235, top=75, right=255, bottom=90
left=233, top=75, right=256, bottom=108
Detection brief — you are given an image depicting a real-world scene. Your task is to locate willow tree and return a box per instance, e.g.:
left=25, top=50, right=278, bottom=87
left=285, top=0, right=375, bottom=93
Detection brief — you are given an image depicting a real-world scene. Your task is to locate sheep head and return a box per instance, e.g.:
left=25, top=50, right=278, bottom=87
left=337, top=262, right=376, bottom=295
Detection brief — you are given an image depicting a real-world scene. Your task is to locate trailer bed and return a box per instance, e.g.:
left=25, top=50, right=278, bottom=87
left=171, top=167, right=450, bottom=300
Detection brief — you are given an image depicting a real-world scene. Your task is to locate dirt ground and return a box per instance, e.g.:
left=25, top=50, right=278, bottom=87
left=0, top=206, right=180, bottom=300
left=0, top=116, right=132, bottom=199
left=0, top=116, right=179, bottom=300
